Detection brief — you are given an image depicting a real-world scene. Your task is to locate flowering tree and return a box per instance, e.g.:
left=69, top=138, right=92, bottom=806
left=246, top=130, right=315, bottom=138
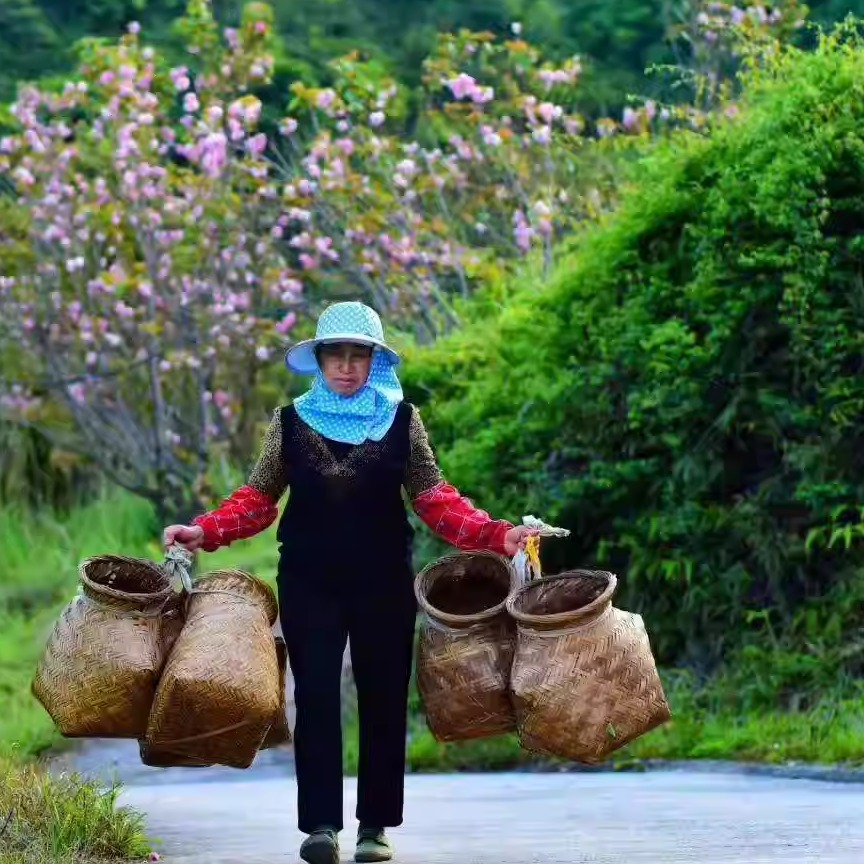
left=665, top=0, right=808, bottom=111
left=0, top=0, right=805, bottom=517
left=0, top=2, right=299, bottom=521
left=269, top=28, right=654, bottom=337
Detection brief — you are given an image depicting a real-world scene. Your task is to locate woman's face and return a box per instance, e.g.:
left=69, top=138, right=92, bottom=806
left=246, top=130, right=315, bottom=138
left=318, top=342, right=373, bottom=396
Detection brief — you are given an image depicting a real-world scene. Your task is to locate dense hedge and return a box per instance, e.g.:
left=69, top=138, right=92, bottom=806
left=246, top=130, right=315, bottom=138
left=402, top=28, right=864, bottom=668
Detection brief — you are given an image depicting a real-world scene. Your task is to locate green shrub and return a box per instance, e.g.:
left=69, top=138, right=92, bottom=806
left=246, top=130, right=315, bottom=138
left=402, top=25, right=864, bottom=671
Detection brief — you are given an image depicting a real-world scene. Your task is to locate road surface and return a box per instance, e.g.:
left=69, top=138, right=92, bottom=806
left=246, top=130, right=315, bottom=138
left=62, top=742, right=864, bottom=864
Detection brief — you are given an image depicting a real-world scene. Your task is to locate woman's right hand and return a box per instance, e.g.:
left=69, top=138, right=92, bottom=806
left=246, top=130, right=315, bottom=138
left=163, top=524, right=205, bottom=552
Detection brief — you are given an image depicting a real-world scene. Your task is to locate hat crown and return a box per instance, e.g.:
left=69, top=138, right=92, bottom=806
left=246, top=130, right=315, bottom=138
left=315, top=302, right=384, bottom=342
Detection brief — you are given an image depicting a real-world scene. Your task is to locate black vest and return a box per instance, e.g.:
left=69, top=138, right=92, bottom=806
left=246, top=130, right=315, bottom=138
left=276, top=402, right=415, bottom=568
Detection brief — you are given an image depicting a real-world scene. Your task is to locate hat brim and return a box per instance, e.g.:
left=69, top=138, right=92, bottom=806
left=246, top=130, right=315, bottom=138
left=285, top=334, right=401, bottom=375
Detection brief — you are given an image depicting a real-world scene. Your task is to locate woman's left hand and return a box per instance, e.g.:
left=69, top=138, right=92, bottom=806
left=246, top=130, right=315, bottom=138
left=503, top=525, right=540, bottom=557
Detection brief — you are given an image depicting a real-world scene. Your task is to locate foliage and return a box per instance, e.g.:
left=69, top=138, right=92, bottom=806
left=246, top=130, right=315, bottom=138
left=0, top=3, right=680, bottom=517
left=401, top=24, right=864, bottom=669
left=272, top=29, right=661, bottom=338
left=0, top=4, right=303, bottom=521
left=1, top=0, right=861, bottom=112
left=0, top=758, right=151, bottom=864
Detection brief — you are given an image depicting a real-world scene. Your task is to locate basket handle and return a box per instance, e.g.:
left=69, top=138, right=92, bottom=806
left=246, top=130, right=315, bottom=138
left=162, top=544, right=195, bottom=593
left=512, top=515, right=570, bottom=587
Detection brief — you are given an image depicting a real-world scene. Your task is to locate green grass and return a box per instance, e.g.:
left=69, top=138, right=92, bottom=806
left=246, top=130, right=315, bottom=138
left=344, top=670, right=864, bottom=775
left=0, top=758, right=151, bottom=864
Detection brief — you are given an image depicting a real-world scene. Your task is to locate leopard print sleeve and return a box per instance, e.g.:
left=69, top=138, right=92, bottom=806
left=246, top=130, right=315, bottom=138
left=405, top=406, right=444, bottom=499
left=247, top=409, right=289, bottom=501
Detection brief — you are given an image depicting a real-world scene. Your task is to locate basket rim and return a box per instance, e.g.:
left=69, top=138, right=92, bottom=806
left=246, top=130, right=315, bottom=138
left=79, top=554, right=175, bottom=604
left=414, top=550, right=514, bottom=628
left=505, top=569, right=617, bottom=629
left=192, top=567, right=279, bottom=627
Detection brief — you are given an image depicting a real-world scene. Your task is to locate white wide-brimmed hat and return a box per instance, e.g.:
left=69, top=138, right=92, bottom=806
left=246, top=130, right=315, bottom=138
left=284, top=301, right=401, bottom=375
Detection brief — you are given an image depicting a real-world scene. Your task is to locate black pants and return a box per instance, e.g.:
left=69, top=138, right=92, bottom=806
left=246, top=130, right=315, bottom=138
left=278, top=551, right=417, bottom=834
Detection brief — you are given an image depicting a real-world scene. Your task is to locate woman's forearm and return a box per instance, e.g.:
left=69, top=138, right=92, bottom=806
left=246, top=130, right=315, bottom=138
left=192, top=485, right=279, bottom=552
left=412, top=482, right=513, bottom=557
left=406, top=407, right=513, bottom=556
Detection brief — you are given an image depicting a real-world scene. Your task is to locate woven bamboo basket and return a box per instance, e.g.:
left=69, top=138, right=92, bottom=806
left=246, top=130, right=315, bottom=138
left=143, top=568, right=281, bottom=769
left=140, top=634, right=291, bottom=767
left=506, top=570, right=671, bottom=764
left=415, top=551, right=517, bottom=742
left=31, top=555, right=183, bottom=738
left=259, top=635, right=292, bottom=750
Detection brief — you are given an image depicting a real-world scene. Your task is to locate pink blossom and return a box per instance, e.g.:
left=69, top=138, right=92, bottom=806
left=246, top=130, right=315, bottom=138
left=254, top=21, right=268, bottom=34
left=255, top=346, right=270, bottom=361
left=227, top=118, right=245, bottom=141
left=335, top=138, right=355, bottom=156
left=279, top=118, right=298, bottom=137
left=539, top=69, right=573, bottom=90
left=276, top=312, right=297, bottom=334
left=369, top=111, right=385, bottom=128
left=99, top=71, right=115, bottom=87
left=183, top=93, right=200, bottom=113
left=314, top=236, right=338, bottom=260
left=481, top=125, right=502, bottom=147
left=622, top=107, right=639, bottom=131
left=447, top=74, right=478, bottom=101
left=513, top=210, right=533, bottom=252
left=537, top=102, right=562, bottom=124
left=247, top=133, right=267, bottom=156
left=316, top=90, right=336, bottom=111
left=531, top=125, right=552, bottom=145
left=200, top=132, right=228, bottom=177
left=244, top=101, right=262, bottom=125
left=471, top=87, right=495, bottom=104
left=128, top=21, right=141, bottom=35
left=13, top=166, right=35, bottom=187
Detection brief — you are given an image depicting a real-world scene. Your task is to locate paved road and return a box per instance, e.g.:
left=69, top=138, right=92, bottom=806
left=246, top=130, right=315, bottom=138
left=100, top=763, right=864, bottom=864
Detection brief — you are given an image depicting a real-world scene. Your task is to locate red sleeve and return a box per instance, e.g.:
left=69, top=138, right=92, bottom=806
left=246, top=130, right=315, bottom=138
left=412, top=482, right=513, bottom=557
left=191, top=485, right=279, bottom=552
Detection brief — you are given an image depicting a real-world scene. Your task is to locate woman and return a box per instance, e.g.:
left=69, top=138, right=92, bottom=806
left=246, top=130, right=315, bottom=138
left=163, top=301, right=535, bottom=864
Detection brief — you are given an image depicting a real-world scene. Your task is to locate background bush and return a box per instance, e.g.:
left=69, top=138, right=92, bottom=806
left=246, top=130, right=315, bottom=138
left=402, top=28, right=864, bottom=687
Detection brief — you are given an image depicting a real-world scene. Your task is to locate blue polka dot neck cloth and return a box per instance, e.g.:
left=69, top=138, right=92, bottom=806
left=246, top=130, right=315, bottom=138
left=293, top=350, right=403, bottom=445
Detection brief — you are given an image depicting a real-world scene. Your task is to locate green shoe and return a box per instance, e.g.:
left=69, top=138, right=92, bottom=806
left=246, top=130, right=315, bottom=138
left=355, top=826, right=393, bottom=863
left=300, top=827, right=340, bottom=864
